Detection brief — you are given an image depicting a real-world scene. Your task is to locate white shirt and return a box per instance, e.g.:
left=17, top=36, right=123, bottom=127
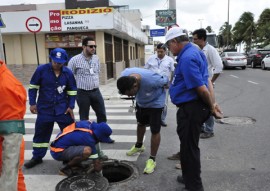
left=144, top=54, right=175, bottom=79
left=202, top=43, right=223, bottom=78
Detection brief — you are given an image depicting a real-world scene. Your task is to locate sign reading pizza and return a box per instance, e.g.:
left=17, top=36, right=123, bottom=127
left=49, top=8, right=113, bottom=32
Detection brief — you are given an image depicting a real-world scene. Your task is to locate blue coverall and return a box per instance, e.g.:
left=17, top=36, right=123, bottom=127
left=28, top=63, right=77, bottom=160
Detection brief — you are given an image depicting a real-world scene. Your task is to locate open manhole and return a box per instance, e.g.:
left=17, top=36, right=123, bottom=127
left=88, top=160, right=139, bottom=185
left=216, top=116, right=256, bottom=125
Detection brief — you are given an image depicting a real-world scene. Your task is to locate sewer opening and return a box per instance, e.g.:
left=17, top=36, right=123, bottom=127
left=102, top=161, right=134, bottom=183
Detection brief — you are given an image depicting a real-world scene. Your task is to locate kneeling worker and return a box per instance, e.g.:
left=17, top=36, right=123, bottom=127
left=50, top=120, right=113, bottom=176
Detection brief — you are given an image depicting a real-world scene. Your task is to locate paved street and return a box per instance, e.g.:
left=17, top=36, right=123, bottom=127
left=23, top=68, right=270, bottom=191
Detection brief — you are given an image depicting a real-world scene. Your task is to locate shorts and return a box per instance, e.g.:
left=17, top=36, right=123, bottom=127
left=136, top=105, right=163, bottom=134
left=51, top=146, right=85, bottom=161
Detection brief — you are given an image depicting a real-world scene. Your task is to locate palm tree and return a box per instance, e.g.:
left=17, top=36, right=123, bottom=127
left=219, top=22, right=232, bottom=48
left=232, top=12, right=255, bottom=52
left=256, top=8, right=270, bottom=48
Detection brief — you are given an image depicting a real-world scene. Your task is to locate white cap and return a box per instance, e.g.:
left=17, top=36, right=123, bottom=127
left=164, top=27, right=188, bottom=44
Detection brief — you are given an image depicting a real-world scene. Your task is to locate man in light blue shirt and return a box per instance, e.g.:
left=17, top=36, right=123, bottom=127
left=117, top=68, right=168, bottom=174
left=144, top=43, right=175, bottom=126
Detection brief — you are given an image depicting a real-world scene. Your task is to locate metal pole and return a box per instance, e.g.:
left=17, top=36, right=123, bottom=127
left=0, top=29, right=5, bottom=61
left=227, top=0, right=230, bottom=48
left=198, top=19, right=203, bottom=28
left=169, top=0, right=176, bottom=9
left=34, top=32, right=40, bottom=65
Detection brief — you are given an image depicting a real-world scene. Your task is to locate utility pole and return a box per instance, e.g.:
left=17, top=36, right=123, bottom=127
left=227, top=0, right=230, bottom=48
left=0, top=29, right=4, bottom=61
left=198, top=19, right=203, bottom=28
left=169, top=0, right=176, bottom=9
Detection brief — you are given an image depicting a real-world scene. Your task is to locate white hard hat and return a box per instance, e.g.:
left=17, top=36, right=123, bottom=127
left=164, top=27, right=188, bottom=45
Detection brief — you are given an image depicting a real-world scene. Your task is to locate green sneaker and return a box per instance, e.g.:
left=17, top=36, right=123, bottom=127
left=126, top=145, right=145, bottom=156
left=143, top=159, right=156, bottom=174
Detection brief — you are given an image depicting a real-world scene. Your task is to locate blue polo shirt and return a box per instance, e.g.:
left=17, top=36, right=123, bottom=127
left=169, top=43, right=209, bottom=105
left=121, top=68, right=168, bottom=108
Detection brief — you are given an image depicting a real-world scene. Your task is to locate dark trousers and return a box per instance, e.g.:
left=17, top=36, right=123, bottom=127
left=32, top=113, right=74, bottom=159
left=176, top=100, right=210, bottom=191
left=77, top=88, right=107, bottom=123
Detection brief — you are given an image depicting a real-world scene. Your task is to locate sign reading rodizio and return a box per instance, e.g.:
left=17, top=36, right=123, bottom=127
left=49, top=7, right=113, bottom=32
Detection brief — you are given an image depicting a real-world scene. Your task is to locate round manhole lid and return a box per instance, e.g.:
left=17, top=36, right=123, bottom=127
left=55, top=174, right=109, bottom=191
left=216, top=116, right=255, bottom=125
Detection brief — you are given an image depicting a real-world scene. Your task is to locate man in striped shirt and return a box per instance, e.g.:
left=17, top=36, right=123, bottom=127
left=68, top=37, right=113, bottom=160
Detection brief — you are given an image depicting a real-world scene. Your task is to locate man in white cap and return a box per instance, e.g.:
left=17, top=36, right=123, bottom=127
left=24, top=48, right=77, bottom=169
left=164, top=27, right=223, bottom=191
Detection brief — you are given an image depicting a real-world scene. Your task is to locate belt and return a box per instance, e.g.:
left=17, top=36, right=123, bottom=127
left=0, top=120, right=25, bottom=135
left=78, top=88, right=98, bottom=92
left=176, top=99, right=199, bottom=108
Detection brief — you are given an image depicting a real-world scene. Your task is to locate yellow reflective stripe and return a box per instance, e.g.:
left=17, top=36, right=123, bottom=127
left=33, top=143, right=49, bottom=148
left=67, top=91, right=77, bottom=96
left=89, top=154, right=98, bottom=159
left=29, top=84, right=40, bottom=89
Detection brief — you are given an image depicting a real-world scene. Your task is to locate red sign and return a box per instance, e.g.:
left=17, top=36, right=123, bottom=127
left=25, top=17, right=42, bottom=33
left=49, top=10, right=62, bottom=32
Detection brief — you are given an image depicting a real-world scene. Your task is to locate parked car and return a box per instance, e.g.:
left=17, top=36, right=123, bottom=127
left=246, top=49, right=270, bottom=68
left=220, top=52, right=247, bottom=69
left=261, top=54, right=270, bottom=70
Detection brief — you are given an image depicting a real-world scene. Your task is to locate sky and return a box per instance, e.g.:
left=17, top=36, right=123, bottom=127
left=0, top=0, right=269, bottom=34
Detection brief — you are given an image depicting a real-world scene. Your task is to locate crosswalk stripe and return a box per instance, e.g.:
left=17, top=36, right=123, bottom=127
left=24, top=114, right=136, bottom=120
left=24, top=149, right=141, bottom=162
left=23, top=134, right=139, bottom=142
left=25, top=123, right=138, bottom=130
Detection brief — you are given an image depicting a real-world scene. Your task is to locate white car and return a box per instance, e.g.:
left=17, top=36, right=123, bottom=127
left=220, top=52, right=247, bottom=69
left=261, top=54, right=270, bottom=70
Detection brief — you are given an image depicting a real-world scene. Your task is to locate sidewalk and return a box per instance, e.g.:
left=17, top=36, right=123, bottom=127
left=99, top=79, right=121, bottom=100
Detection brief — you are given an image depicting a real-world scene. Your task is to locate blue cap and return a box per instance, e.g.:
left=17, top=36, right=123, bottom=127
left=91, top=122, right=113, bottom=143
left=75, top=121, right=113, bottom=143
left=50, top=48, right=68, bottom=64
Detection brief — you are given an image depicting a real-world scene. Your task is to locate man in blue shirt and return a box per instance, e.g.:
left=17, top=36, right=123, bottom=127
left=164, top=27, right=222, bottom=191
left=50, top=120, right=112, bottom=176
left=24, top=48, right=77, bottom=169
left=117, top=68, right=168, bottom=174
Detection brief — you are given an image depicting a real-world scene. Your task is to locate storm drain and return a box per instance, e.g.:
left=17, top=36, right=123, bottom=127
left=216, top=116, right=256, bottom=125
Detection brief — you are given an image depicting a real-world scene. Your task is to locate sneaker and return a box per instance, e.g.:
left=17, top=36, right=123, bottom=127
left=161, top=121, right=167, bottom=127
left=126, top=145, right=145, bottom=156
left=175, top=163, right=181, bottom=169
left=24, top=159, right=43, bottom=169
left=167, top=152, right=180, bottom=160
left=143, top=159, right=156, bottom=174
left=200, top=132, right=214, bottom=139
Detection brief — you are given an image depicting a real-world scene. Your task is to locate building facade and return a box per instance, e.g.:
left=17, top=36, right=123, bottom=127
left=0, top=0, right=148, bottom=84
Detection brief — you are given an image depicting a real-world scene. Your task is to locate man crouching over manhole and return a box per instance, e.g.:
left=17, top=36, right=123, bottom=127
left=117, top=67, right=169, bottom=174
left=50, top=120, right=113, bottom=176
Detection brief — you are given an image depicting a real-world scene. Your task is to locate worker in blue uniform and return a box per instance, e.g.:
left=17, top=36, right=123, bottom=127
left=24, top=48, right=77, bottom=169
left=50, top=120, right=113, bottom=176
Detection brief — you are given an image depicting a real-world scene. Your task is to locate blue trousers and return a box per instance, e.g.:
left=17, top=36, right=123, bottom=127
left=32, top=113, right=74, bottom=160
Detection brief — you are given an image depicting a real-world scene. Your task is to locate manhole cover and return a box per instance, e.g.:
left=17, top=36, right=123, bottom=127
left=55, top=174, right=109, bottom=191
left=216, top=116, right=255, bottom=125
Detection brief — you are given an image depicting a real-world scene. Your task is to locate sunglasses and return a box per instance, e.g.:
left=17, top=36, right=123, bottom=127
left=87, top=45, right=97, bottom=48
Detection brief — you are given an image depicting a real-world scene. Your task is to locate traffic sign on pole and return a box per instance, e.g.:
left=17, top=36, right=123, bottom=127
left=25, top=17, right=42, bottom=33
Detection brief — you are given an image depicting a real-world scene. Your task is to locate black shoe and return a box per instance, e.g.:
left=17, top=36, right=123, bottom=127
left=161, top=121, right=167, bottom=127
left=200, top=132, right=214, bottom=139
left=108, top=137, right=115, bottom=144
left=59, top=166, right=74, bottom=177
left=24, top=159, right=43, bottom=169
left=177, top=175, right=185, bottom=184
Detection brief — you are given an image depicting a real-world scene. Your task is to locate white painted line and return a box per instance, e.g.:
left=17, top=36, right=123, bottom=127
left=248, top=80, right=259, bottom=85
left=230, top=75, right=239, bottom=78
left=23, top=134, right=138, bottom=142
left=24, top=149, right=140, bottom=161
left=25, top=123, right=138, bottom=130
left=24, top=114, right=136, bottom=120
